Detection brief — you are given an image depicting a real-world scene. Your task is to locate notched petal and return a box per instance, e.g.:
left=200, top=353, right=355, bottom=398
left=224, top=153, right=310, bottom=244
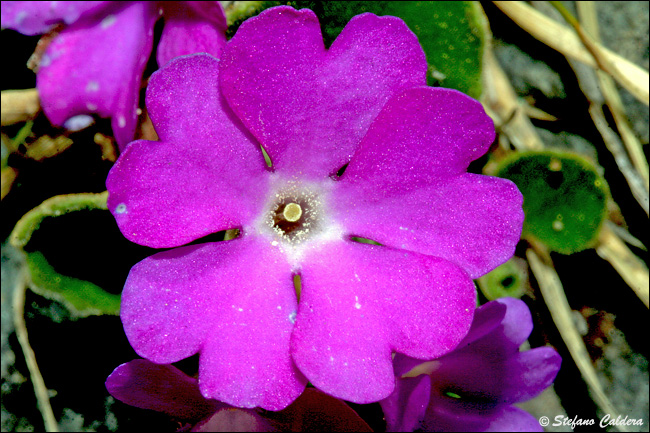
left=220, top=6, right=427, bottom=180
left=292, top=240, right=475, bottom=403
left=334, top=173, right=524, bottom=279
left=107, top=56, right=270, bottom=249
left=121, top=237, right=306, bottom=411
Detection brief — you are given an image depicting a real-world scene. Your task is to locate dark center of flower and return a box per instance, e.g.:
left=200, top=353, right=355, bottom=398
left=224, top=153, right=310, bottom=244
left=273, top=201, right=305, bottom=233
left=260, top=181, right=336, bottom=246
left=255, top=179, right=344, bottom=257
left=270, top=196, right=318, bottom=243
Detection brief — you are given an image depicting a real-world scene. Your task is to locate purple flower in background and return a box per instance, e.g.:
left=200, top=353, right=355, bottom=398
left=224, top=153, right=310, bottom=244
left=106, top=6, right=524, bottom=410
left=1, top=1, right=227, bottom=149
left=380, top=298, right=562, bottom=432
left=105, top=359, right=372, bottom=432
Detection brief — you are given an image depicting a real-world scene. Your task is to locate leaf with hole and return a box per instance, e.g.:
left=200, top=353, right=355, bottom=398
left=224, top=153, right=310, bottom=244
left=495, top=151, right=609, bottom=254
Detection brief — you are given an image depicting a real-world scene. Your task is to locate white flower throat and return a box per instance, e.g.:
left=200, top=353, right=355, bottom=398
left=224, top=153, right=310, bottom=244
left=251, top=176, right=344, bottom=269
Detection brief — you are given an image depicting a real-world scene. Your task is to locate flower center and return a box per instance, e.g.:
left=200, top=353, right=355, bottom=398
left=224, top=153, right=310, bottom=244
left=267, top=188, right=320, bottom=243
left=251, top=177, right=344, bottom=268
left=283, top=203, right=302, bottom=222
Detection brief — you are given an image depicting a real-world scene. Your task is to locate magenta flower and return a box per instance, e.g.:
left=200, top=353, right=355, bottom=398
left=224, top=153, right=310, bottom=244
left=380, top=298, right=562, bottom=432
left=106, top=6, right=524, bottom=410
left=1, top=1, right=226, bottom=149
left=105, top=359, right=372, bottom=432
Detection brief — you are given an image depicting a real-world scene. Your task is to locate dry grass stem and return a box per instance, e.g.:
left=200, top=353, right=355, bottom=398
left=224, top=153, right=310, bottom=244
left=596, top=225, right=650, bottom=308
left=24, top=135, right=74, bottom=161
left=575, top=2, right=649, bottom=191
left=13, top=265, right=59, bottom=432
left=1, top=166, right=18, bottom=200
left=526, top=248, right=628, bottom=432
left=589, top=104, right=649, bottom=215
left=493, top=1, right=649, bottom=105
left=1, top=89, right=40, bottom=126
left=94, top=133, right=118, bottom=162
left=521, top=102, right=557, bottom=121
left=482, top=44, right=544, bottom=151
left=605, top=221, right=646, bottom=251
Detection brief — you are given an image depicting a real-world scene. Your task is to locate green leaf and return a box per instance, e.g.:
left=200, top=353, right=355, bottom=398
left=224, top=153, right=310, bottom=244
left=26, top=251, right=120, bottom=317
left=9, top=192, right=118, bottom=317
left=235, top=1, right=486, bottom=97
left=381, top=1, right=486, bottom=97
left=495, top=151, right=609, bottom=254
left=477, top=257, right=528, bottom=300
left=10, top=191, right=108, bottom=249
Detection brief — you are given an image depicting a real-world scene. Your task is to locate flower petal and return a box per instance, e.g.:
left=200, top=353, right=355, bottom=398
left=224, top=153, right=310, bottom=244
left=450, top=299, right=529, bottom=357
left=121, top=236, right=306, bottom=411
left=193, top=409, right=274, bottom=432
left=36, top=2, right=158, bottom=149
left=157, top=2, right=227, bottom=67
left=425, top=337, right=560, bottom=407
left=341, top=87, right=496, bottom=192
left=1, top=1, right=111, bottom=35
left=220, top=6, right=426, bottom=179
left=334, top=173, right=524, bottom=279
left=292, top=241, right=475, bottom=403
left=429, top=350, right=509, bottom=406
left=483, top=406, right=543, bottom=432
left=106, top=55, right=269, bottom=249
left=422, top=397, right=541, bottom=432
left=501, top=347, right=562, bottom=404
left=459, top=300, right=508, bottom=347
left=333, top=86, right=521, bottom=278
left=380, top=375, right=431, bottom=432
left=392, top=353, right=432, bottom=379
left=392, top=301, right=508, bottom=379
left=495, top=297, right=534, bottom=348
left=269, top=388, right=372, bottom=432
left=106, top=138, right=267, bottom=249
left=387, top=300, right=559, bottom=432
left=105, top=359, right=223, bottom=421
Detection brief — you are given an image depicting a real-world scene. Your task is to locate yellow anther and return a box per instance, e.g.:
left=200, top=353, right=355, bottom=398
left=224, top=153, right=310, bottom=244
left=283, top=203, right=302, bottom=222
